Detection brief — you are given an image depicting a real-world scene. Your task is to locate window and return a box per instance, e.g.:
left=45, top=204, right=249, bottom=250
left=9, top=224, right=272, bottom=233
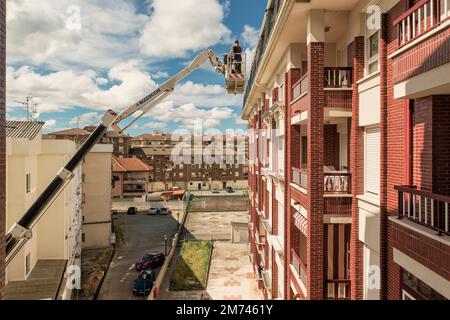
left=25, top=253, right=31, bottom=275
left=82, top=233, right=86, bottom=243
left=367, top=31, right=380, bottom=75
left=26, top=173, right=31, bottom=193
left=402, top=270, right=446, bottom=300
left=365, top=127, right=380, bottom=196
left=82, top=174, right=86, bottom=183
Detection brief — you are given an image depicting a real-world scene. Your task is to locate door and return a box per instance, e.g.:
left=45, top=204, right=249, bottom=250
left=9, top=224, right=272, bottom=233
left=198, top=183, right=202, bottom=190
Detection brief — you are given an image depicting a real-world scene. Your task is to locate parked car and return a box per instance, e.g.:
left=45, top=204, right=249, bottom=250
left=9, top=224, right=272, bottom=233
left=135, top=252, right=165, bottom=271
left=127, top=207, right=138, bottom=215
left=132, top=270, right=156, bottom=296
left=159, top=208, right=170, bottom=215
left=212, top=189, right=220, bottom=194
left=226, top=187, right=236, bottom=193
left=148, top=207, right=159, bottom=215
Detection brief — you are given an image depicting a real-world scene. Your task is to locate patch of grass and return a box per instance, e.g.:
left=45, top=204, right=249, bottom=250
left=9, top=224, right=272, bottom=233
left=169, top=240, right=213, bottom=291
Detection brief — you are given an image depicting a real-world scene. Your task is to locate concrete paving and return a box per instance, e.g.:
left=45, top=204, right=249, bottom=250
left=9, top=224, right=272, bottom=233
left=98, top=201, right=181, bottom=300
left=158, top=209, right=261, bottom=300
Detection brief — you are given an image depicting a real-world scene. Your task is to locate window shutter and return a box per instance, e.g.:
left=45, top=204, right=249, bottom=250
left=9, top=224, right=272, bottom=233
left=365, top=127, right=380, bottom=196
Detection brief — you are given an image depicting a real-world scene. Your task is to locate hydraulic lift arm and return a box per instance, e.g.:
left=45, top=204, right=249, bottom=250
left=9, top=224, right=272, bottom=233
left=5, top=48, right=222, bottom=264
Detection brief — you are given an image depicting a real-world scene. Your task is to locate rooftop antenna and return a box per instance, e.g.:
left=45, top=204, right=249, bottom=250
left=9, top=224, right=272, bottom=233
left=13, top=93, right=44, bottom=121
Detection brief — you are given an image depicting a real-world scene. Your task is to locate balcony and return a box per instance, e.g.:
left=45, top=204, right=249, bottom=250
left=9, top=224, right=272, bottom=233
left=290, top=249, right=307, bottom=290
left=324, top=172, right=352, bottom=216
left=324, top=172, right=351, bottom=194
left=292, top=167, right=307, bottom=190
left=243, top=0, right=284, bottom=108
left=394, top=0, right=450, bottom=47
left=325, top=279, right=351, bottom=300
left=292, top=73, right=309, bottom=102
left=395, top=185, right=450, bottom=236
left=324, top=67, right=353, bottom=88
left=324, top=67, right=353, bottom=110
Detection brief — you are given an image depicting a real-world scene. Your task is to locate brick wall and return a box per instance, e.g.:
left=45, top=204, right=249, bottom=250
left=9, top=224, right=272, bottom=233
left=349, top=36, right=365, bottom=300
left=412, top=97, right=433, bottom=191
left=392, top=27, right=450, bottom=84
left=0, top=0, right=5, bottom=299
left=324, top=90, right=352, bottom=109
left=431, top=95, right=450, bottom=196
left=324, top=125, right=339, bottom=170
left=306, top=42, right=324, bottom=300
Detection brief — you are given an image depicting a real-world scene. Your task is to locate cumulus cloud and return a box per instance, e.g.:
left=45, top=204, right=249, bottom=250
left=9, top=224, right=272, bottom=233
left=139, top=0, right=231, bottom=58
left=143, top=121, right=167, bottom=129
left=43, top=119, right=57, bottom=128
left=145, top=101, right=234, bottom=131
left=151, top=71, right=169, bottom=79
left=241, top=25, right=259, bottom=48
left=6, top=61, right=158, bottom=112
left=7, top=0, right=148, bottom=70
left=69, top=112, right=101, bottom=127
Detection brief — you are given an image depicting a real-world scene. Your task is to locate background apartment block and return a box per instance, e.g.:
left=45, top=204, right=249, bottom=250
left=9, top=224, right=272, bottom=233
left=131, top=132, right=249, bottom=192
left=112, top=156, right=152, bottom=198
left=243, top=0, right=450, bottom=300
left=81, top=144, right=113, bottom=249
left=5, top=121, right=82, bottom=300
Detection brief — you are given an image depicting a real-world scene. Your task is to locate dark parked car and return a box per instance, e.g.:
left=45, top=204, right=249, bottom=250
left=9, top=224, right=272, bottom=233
left=127, top=207, right=138, bottom=215
left=148, top=207, right=159, bottom=215
left=133, top=270, right=155, bottom=296
left=226, top=187, right=236, bottom=193
left=159, top=208, right=170, bottom=215
left=212, top=189, right=220, bottom=194
left=135, top=252, right=165, bottom=271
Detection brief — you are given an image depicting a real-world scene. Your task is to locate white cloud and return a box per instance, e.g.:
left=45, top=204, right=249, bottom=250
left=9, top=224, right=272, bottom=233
left=146, top=102, right=234, bottom=130
left=43, top=119, right=57, bottom=128
left=6, top=61, right=158, bottom=113
left=69, top=112, right=101, bottom=127
left=235, top=115, right=248, bottom=126
left=7, top=0, right=148, bottom=70
left=139, top=0, right=231, bottom=58
left=151, top=71, right=169, bottom=79
left=241, top=25, right=259, bottom=48
left=143, top=122, right=167, bottom=129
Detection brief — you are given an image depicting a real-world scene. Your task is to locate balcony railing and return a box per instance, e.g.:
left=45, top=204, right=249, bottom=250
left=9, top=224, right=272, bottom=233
left=395, top=185, right=450, bottom=236
left=324, top=67, right=353, bottom=88
left=292, top=167, right=307, bottom=189
left=291, top=249, right=307, bottom=288
left=325, top=279, right=351, bottom=300
left=292, top=73, right=309, bottom=101
left=324, top=172, right=351, bottom=194
left=394, top=0, right=450, bottom=47
left=243, top=0, right=284, bottom=107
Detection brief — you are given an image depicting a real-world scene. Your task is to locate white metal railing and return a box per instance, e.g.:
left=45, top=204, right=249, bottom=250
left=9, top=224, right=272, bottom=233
left=395, top=0, right=450, bottom=47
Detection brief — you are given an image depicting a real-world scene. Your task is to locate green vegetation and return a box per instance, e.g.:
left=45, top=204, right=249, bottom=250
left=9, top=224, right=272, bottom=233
left=169, top=240, right=213, bottom=291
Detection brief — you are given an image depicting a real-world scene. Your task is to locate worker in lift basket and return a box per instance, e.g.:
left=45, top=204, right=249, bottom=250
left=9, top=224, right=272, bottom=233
left=231, top=40, right=242, bottom=74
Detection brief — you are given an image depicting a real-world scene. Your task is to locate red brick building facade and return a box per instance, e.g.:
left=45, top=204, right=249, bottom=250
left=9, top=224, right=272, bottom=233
left=243, top=0, right=449, bottom=300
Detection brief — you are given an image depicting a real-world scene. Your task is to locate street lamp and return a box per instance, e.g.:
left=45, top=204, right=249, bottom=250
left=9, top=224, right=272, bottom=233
left=164, top=234, right=169, bottom=256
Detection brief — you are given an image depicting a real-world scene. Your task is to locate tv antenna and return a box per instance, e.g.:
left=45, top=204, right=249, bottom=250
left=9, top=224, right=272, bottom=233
left=13, top=93, right=44, bottom=121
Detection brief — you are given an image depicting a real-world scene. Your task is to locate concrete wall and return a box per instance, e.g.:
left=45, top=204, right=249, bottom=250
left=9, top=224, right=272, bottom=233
left=6, top=136, right=82, bottom=282
left=82, top=145, right=113, bottom=249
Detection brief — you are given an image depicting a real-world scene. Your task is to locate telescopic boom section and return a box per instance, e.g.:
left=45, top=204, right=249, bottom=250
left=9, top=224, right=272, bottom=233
left=5, top=48, right=223, bottom=261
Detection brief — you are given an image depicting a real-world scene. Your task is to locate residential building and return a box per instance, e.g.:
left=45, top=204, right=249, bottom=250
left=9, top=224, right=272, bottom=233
left=0, top=0, right=6, bottom=300
left=243, top=0, right=449, bottom=300
left=81, top=144, right=113, bottom=249
left=46, top=127, right=132, bottom=158
left=112, top=156, right=152, bottom=198
left=5, top=121, right=82, bottom=300
left=83, top=126, right=132, bottom=158
left=131, top=132, right=249, bottom=192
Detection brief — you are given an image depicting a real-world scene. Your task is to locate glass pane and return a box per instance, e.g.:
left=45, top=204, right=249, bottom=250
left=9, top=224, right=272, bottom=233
left=369, top=32, right=379, bottom=58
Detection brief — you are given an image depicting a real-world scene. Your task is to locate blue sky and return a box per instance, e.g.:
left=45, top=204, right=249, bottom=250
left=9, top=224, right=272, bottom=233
left=6, top=0, right=266, bottom=136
